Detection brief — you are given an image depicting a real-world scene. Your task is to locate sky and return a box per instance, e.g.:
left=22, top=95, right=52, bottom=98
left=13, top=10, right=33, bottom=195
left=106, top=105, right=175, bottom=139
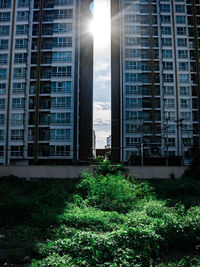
left=92, top=0, right=111, bottom=148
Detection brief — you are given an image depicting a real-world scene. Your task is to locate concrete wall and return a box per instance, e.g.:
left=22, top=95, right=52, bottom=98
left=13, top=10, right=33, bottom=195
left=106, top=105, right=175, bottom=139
left=127, top=166, right=187, bottom=179
left=0, top=165, right=187, bottom=179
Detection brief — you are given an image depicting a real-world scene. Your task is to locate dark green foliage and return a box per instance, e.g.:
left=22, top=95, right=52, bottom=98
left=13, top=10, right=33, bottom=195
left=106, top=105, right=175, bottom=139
left=77, top=170, right=154, bottom=212
left=0, top=167, right=200, bottom=266
left=94, top=159, right=125, bottom=175
left=183, top=154, right=200, bottom=179
left=77, top=171, right=137, bottom=212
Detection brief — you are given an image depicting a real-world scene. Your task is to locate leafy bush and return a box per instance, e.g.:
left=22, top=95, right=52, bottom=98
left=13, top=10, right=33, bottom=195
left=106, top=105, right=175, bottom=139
left=59, top=206, right=125, bottom=231
left=77, top=171, right=138, bottom=212
left=31, top=253, right=75, bottom=267
left=95, top=160, right=125, bottom=175
left=183, top=155, right=200, bottom=179
left=35, top=226, right=161, bottom=266
left=156, top=255, right=200, bottom=267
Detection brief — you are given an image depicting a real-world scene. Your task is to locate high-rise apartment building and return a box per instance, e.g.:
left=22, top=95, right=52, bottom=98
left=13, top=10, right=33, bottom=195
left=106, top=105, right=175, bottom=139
left=111, top=0, right=200, bottom=164
left=0, top=0, right=93, bottom=165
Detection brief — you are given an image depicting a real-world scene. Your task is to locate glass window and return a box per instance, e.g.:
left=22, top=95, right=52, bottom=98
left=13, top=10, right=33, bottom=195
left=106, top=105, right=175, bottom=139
left=178, top=62, right=188, bottom=71
left=180, top=86, right=190, bottom=95
left=0, top=39, right=8, bottom=50
left=177, top=38, right=187, bottom=47
left=163, top=74, right=174, bottom=82
left=163, top=86, right=174, bottom=95
left=51, top=97, right=71, bottom=108
left=160, top=15, right=171, bottom=23
left=125, top=49, right=141, bottom=58
left=162, top=38, right=172, bottom=46
left=162, top=49, right=173, bottom=58
left=125, top=73, right=141, bottom=83
left=0, top=83, right=5, bottom=94
left=125, top=98, right=142, bottom=108
left=13, top=83, right=26, bottom=94
left=50, top=113, right=70, bottom=124
left=52, top=66, right=71, bottom=77
left=50, top=129, right=70, bottom=140
left=160, top=4, right=170, bottom=12
left=0, top=54, right=7, bottom=64
left=163, top=61, right=173, bottom=70
left=125, top=85, right=142, bottom=95
left=164, top=111, right=175, bottom=120
left=0, top=25, right=9, bottom=36
left=179, top=74, right=189, bottom=83
left=15, top=39, right=28, bottom=49
left=164, top=98, right=175, bottom=108
left=11, top=113, right=24, bottom=125
left=126, top=111, right=143, bottom=120
left=51, top=81, right=72, bottom=93
left=178, top=50, right=187, bottom=59
left=50, top=145, right=70, bottom=156
left=14, top=53, right=27, bottom=63
left=17, top=11, right=29, bottom=21
left=177, top=27, right=186, bottom=35
left=54, top=0, right=73, bottom=6
left=176, top=15, right=186, bottom=24
left=16, top=25, right=28, bottom=35
left=161, top=26, right=171, bottom=35
left=12, top=98, right=25, bottom=109
left=54, top=9, right=73, bottom=19
left=181, top=112, right=191, bottom=120
left=0, top=12, right=10, bottom=22
left=10, top=146, right=23, bottom=157
left=53, top=37, right=72, bottom=47
left=18, top=0, right=30, bottom=7
left=0, top=0, right=11, bottom=8
left=11, top=129, right=24, bottom=140
left=125, top=61, right=141, bottom=70
left=0, top=130, right=4, bottom=141
left=13, top=68, right=26, bottom=78
left=0, top=69, right=7, bottom=79
left=52, top=51, right=72, bottom=62
left=0, top=114, right=4, bottom=125
left=180, top=99, right=190, bottom=108
left=0, top=98, right=5, bottom=109
left=53, top=23, right=72, bottom=33
left=175, top=5, right=185, bottom=13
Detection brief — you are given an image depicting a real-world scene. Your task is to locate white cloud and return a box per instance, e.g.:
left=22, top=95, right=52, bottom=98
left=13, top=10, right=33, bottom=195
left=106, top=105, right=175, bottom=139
left=94, top=61, right=110, bottom=72
left=93, top=102, right=111, bottom=148
left=94, top=74, right=111, bottom=82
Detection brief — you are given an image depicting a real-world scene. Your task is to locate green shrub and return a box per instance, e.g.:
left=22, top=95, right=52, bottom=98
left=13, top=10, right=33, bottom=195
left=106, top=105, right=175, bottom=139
left=31, top=253, right=75, bottom=267
left=77, top=171, right=137, bottom=212
left=95, top=160, right=125, bottom=176
left=58, top=206, right=125, bottom=231
left=36, top=226, right=162, bottom=266
left=156, top=255, right=200, bottom=267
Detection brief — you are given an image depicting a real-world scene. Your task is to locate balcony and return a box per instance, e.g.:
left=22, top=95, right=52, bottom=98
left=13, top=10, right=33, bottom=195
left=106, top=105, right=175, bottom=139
left=39, top=98, right=50, bottom=109
left=39, top=131, right=50, bottom=141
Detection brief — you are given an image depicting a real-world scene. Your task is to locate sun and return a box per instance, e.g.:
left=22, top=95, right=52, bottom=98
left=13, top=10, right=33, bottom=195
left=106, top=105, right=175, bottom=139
left=89, top=0, right=111, bottom=49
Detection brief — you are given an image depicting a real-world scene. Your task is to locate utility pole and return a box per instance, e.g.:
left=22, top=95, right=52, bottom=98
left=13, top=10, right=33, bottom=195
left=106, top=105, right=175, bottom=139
left=175, top=119, right=184, bottom=165
left=138, top=121, right=144, bottom=166
left=165, top=118, right=169, bottom=166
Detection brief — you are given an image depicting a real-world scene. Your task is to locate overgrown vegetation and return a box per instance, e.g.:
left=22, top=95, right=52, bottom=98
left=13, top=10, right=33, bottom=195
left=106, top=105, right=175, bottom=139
left=0, top=165, right=200, bottom=266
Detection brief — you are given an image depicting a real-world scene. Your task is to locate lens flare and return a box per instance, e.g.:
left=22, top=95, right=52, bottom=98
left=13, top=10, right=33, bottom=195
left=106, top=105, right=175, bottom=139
left=89, top=0, right=111, bottom=49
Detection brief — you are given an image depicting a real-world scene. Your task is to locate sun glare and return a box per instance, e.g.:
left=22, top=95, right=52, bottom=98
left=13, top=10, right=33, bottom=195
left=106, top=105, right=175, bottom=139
left=90, top=0, right=111, bottom=49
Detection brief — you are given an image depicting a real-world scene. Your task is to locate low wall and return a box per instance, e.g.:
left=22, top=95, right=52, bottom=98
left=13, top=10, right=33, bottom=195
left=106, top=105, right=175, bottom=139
left=0, top=165, right=187, bottom=179
left=127, top=166, right=186, bottom=179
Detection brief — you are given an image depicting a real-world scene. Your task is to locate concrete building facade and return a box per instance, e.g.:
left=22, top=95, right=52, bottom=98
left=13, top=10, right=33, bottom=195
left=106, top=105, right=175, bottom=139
left=111, top=0, right=200, bottom=164
left=0, top=0, right=93, bottom=165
